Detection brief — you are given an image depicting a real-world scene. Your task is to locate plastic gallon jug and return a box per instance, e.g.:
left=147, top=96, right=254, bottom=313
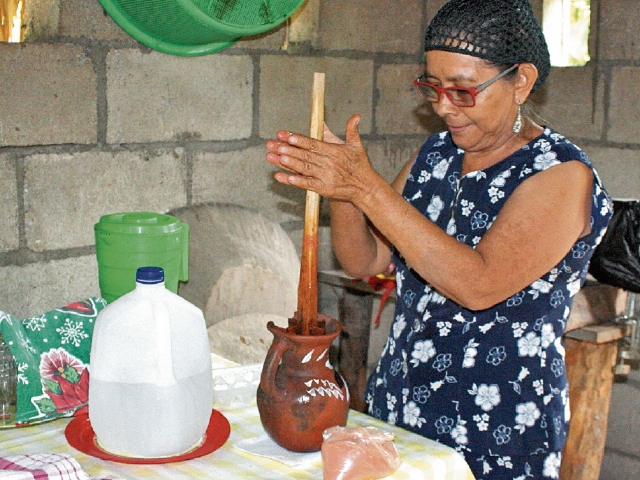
left=89, top=266, right=213, bottom=458
left=94, top=212, right=189, bottom=304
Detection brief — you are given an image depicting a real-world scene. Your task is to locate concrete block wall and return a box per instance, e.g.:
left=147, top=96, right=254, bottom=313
left=0, top=0, right=638, bottom=473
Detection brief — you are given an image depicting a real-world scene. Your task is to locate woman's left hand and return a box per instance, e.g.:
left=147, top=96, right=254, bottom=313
left=265, top=114, right=382, bottom=205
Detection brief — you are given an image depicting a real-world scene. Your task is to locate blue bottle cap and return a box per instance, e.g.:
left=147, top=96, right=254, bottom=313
left=136, top=266, right=164, bottom=284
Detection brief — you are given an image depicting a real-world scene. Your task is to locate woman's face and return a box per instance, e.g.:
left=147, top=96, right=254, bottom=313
left=424, top=50, right=518, bottom=154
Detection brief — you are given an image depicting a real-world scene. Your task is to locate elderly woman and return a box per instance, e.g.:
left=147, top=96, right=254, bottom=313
left=266, top=0, right=612, bottom=478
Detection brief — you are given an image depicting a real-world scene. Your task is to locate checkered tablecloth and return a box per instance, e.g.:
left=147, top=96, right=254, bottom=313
left=0, top=356, right=475, bottom=479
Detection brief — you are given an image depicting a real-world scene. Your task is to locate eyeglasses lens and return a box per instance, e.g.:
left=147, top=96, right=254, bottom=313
left=415, top=82, right=475, bottom=107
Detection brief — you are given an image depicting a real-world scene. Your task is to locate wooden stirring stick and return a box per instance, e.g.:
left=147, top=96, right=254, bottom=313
left=297, top=72, right=325, bottom=336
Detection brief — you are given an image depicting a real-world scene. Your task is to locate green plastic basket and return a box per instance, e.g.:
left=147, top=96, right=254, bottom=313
left=98, top=0, right=306, bottom=56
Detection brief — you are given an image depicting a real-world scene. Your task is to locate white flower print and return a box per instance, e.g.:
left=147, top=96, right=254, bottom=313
left=388, top=411, right=398, bottom=425
left=410, top=340, right=436, bottom=367
left=512, top=322, right=528, bottom=338
left=515, top=402, right=541, bottom=433
left=540, top=323, right=556, bottom=348
left=533, top=138, right=552, bottom=153
left=542, top=452, right=562, bottom=478
left=460, top=199, right=474, bottom=216
left=529, top=279, right=553, bottom=299
left=433, top=158, right=451, bottom=179
left=403, top=401, right=426, bottom=428
left=418, top=170, right=430, bottom=183
left=470, top=210, right=489, bottom=230
left=490, top=169, right=512, bottom=187
left=567, top=277, right=582, bottom=297
left=470, top=383, right=501, bottom=411
left=469, top=170, right=487, bottom=181
left=473, top=413, right=490, bottom=431
left=451, top=419, right=468, bottom=445
left=392, top=314, right=406, bottom=339
left=554, top=336, right=565, bottom=358
left=518, top=332, right=541, bottom=357
left=386, top=392, right=397, bottom=411
left=534, top=151, right=561, bottom=170
left=395, top=270, right=404, bottom=293
left=493, top=424, right=512, bottom=445
left=446, top=217, right=456, bottom=236
left=437, top=321, right=451, bottom=336
left=488, top=186, right=505, bottom=204
left=462, top=339, right=479, bottom=368
left=432, top=353, right=452, bottom=372
left=427, top=195, right=445, bottom=221
left=533, top=379, right=544, bottom=396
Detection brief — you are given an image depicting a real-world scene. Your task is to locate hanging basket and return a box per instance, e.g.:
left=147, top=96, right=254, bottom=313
left=98, top=0, right=306, bottom=56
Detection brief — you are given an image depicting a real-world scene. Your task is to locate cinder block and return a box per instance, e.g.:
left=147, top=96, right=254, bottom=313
left=600, top=450, right=640, bottom=480
left=0, top=44, right=97, bottom=146
left=58, top=0, right=133, bottom=42
left=598, top=0, right=640, bottom=61
left=106, top=50, right=253, bottom=143
left=376, top=64, right=431, bottom=135
left=608, top=66, right=640, bottom=144
left=0, top=155, right=18, bottom=253
left=24, top=150, right=187, bottom=251
left=366, top=138, right=427, bottom=184
left=192, top=146, right=306, bottom=224
left=0, top=256, right=100, bottom=320
left=583, top=147, right=640, bottom=200
left=535, top=65, right=604, bottom=141
left=259, top=55, right=374, bottom=138
left=317, top=0, right=423, bottom=54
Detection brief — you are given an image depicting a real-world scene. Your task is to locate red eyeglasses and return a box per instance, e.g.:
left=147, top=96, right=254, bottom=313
left=413, top=64, right=520, bottom=107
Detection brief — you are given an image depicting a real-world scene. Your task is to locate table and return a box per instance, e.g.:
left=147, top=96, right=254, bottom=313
left=0, top=405, right=475, bottom=479
left=0, top=354, right=475, bottom=479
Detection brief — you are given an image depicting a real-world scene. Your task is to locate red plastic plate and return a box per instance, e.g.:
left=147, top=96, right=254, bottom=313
left=65, top=409, right=230, bottom=464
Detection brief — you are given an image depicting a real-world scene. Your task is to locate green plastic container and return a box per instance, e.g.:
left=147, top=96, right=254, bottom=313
left=97, top=0, right=307, bottom=56
left=95, top=212, right=189, bottom=304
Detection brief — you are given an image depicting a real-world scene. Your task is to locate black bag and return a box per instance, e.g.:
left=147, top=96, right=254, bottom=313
left=589, top=200, right=640, bottom=293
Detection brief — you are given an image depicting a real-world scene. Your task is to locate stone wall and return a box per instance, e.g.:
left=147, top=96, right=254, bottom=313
left=1, top=0, right=638, bottom=310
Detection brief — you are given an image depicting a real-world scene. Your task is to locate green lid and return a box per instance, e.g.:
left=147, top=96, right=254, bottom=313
left=95, top=212, right=184, bottom=235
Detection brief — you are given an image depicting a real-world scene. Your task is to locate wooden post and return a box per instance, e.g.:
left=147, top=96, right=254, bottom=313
left=560, top=330, right=621, bottom=480
left=337, top=290, right=374, bottom=412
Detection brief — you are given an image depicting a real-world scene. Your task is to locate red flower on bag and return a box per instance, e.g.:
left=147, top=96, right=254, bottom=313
left=38, top=348, right=89, bottom=414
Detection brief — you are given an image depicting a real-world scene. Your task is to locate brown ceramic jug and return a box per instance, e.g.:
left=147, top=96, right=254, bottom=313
left=257, top=314, right=349, bottom=452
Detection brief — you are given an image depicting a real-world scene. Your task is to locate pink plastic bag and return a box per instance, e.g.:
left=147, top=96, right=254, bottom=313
left=321, top=426, right=402, bottom=480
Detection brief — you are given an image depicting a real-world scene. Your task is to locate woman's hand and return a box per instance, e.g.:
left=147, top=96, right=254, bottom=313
left=265, top=114, right=382, bottom=205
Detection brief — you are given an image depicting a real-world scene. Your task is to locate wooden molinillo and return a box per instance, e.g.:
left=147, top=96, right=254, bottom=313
left=292, top=71, right=325, bottom=336
left=257, top=72, right=349, bottom=453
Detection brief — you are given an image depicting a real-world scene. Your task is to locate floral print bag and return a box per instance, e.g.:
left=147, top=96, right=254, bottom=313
left=0, top=298, right=106, bottom=425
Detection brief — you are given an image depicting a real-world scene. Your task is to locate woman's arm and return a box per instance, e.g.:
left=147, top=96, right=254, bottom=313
left=328, top=158, right=414, bottom=278
left=266, top=115, right=593, bottom=310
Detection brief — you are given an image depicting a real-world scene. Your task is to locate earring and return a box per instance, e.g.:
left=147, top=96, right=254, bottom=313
left=513, top=104, right=523, bottom=134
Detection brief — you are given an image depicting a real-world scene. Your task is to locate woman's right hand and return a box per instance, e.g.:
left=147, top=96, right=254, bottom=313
left=265, top=114, right=383, bottom=206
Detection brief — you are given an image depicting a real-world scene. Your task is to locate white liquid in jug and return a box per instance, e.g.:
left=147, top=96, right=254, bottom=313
left=90, top=369, right=212, bottom=458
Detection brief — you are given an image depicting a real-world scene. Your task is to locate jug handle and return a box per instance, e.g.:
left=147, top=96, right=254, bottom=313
left=259, top=322, right=289, bottom=400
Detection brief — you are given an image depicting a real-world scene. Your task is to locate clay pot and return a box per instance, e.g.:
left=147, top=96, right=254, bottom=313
left=257, top=314, right=349, bottom=452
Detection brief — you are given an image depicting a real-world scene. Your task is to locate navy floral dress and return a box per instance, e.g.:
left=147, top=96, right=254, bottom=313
left=365, top=128, right=612, bottom=479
